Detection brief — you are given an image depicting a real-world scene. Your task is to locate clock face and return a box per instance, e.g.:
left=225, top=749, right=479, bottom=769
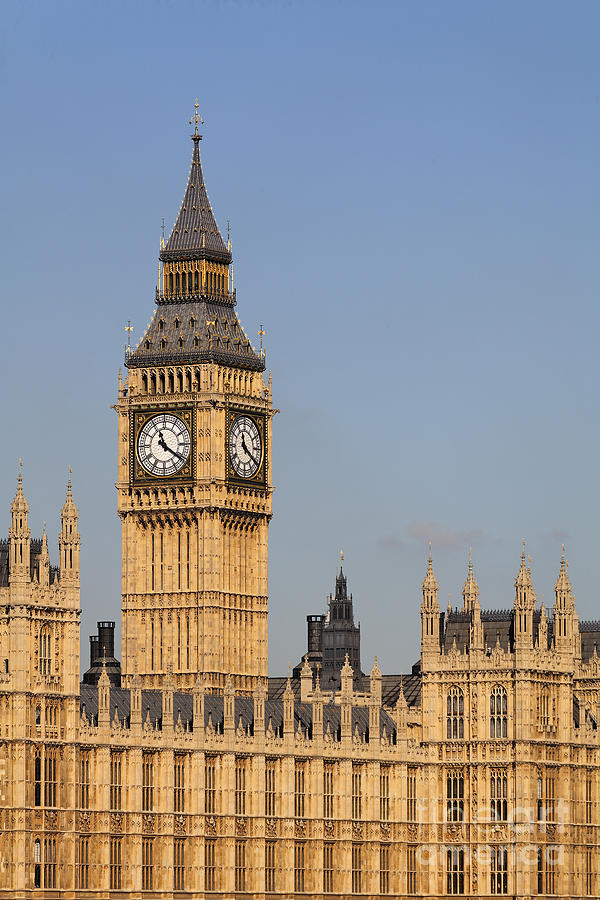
left=137, top=413, right=191, bottom=477
left=229, top=415, right=262, bottom=478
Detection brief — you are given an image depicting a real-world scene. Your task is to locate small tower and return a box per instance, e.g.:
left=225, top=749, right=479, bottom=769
left=38, top=524, right=50, bottom=588
left=463, top=550, right=483, bottom=652
left=9, top=469, right=31, bottom=585
left=553, top=546, right=579, bottom=657
left=420, top=545, right=440, bottom=656
left=321, top=554, right=361, bottom=688
left=59, top=475, right=80, bottom=585
left=513, top=542, right=536, bottom=650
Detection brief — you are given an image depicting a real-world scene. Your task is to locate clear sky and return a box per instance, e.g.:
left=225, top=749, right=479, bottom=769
left=1, top=0, right=598, bottom=676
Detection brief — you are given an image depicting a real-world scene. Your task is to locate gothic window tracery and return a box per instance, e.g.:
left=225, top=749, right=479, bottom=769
left=39, top=626, right=52, bottom=676
left=490, top=685, right=508, bottom=738
left=447, top=686, right=464, bottom=739
left=446, top=769, right=465, bottom=822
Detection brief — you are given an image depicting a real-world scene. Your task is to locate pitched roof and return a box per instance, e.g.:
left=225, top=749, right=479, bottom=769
left=79, top=685, right=399, bottom=738
left=125, top=298, right=264, bottom=371
left=161, top=135, right=230, bottom=264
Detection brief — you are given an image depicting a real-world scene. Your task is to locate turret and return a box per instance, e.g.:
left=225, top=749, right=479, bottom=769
left=283, top=676, right=295, bottom=738
left=59, top=475, right=80, bottom=585
left=9, top=469, right=30, bottom=584
left=420, top=546, right=440, bottom=655
left=553, top=546, right=579, bottom=657
left=463, top=550, right=483, bottom=652
left=513, top=542, right=536, bottom=650
left=38, top=523, right=50, bottom=588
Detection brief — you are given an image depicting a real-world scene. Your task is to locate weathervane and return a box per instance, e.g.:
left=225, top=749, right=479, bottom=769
left=258, top=324, right=265, bottom=360
left=189, top=99, right=204, bottom=137
left=125, top=320, right=133, bottom=354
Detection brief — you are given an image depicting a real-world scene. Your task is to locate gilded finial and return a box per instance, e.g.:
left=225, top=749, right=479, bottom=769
left=428, top=541, right=432, bottom=563
left=189, top=98, right=204, bottom=137
left=258, top=324, right=265, bottom=360
left=468, top=546, right=473, bottom=575
left=125, top=320, right=133, bottom=354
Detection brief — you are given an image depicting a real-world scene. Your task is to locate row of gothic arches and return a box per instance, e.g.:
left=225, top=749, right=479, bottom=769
left=166, top=270, right=226, bottom=296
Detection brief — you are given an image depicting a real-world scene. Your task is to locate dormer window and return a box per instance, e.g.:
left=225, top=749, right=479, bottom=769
left=178, top=337, right=184, bottom=349
left=158, top=319, right=165, bottom=333
left=174, top=317, right=180, bottom=330
left=160, top=339, right=167, bottom=350
left=190, top=317, right=196, bottom=330
left=193, top=336, right=199, bottom=348
left=145, top=340, right=151, bottom=350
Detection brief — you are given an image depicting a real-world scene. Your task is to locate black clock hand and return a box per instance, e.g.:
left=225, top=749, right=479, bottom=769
left=241, top=434, right=258, bottom=465
left=158, top=431, right=186, bottom=462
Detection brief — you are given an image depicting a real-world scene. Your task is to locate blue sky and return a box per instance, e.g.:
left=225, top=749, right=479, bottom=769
left=1, top=0, right=598, bottom=675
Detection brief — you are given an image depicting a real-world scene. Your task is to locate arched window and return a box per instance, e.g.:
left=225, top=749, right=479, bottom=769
left=539, top=688, right=550, bottom=728
left=175, top=272, right=180, bottom=294
left=141, top=373, right=148, bottom=393
left=490, top=686, right=508, bottom=738
left=446, top=686, right=464, bottom=739
left=168, top=273, right=173, bottom=294
left=35, top=705, right=41, bottom=726
left=446, top=770, right=464, bottom=822
left=194, top=270, right=199, bottom=292
left=34, top=752, right=42, bottom=806
left=34, top=839, right=41, bottom=888
left=39, top=626, right=51, bottom=676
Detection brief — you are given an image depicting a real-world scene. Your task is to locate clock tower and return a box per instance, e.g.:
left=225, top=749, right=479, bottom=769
left=116, top=112, right=273, bottom=691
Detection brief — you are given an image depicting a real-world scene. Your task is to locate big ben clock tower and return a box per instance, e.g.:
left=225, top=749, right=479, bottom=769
left=116, top=106, right=272, bottom=691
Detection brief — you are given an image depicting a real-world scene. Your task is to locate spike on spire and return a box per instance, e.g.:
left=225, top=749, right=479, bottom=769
left=463, top=547, right=479, bottom=610
left=422, top=545, right=438, bottom=591
left=12, top=463, right=29, bottom=515
left=160, top=107, right=230, bottom=263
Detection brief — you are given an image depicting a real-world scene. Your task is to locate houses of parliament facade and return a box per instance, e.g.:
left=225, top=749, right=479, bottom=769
left=1, top=113, right=599, bottom=900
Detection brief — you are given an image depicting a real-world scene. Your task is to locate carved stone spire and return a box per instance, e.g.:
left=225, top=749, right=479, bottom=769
left=60, top=474, right=80, bottom=585
left=9, top=467, right=31, bottom=583
left=421, top=545, right=440, bottom=656
left=514, top=541, right=536, bottom=649
left=462, top=548, right=479, bottom=612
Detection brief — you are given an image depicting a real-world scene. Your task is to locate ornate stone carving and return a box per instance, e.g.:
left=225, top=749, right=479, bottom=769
left=352, top=821, right=364, bottom=839
left=174, top=814, right=186, bottom=835
left=265, top=817, right=277, bottom=837
left=142, top=813, right=155, bottom=834
left=407, top=823, right=418, bottom=839
left=295, top=819, right=306, bottom=837
left=110, top=812, right=123, bottom=832
left=446, top=823, right=463, bottom=840
left=380, top=821, right=391, bottom=837
left=205, top=815, right=217, bottom=835
left=236, top=816, right=247, bottom=835
left=323, top=819, right=335, bottom=837
left=79, top=812, right=90, bottom=832
left=45, top=810, right=58, bottom=830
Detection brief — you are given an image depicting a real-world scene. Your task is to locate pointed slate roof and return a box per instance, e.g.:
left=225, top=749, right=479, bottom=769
left=126, top=300, right=265, bottom=371
left=160, top=134, right=231, bottom=264
left=126, top=127, right=264, bottom=372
